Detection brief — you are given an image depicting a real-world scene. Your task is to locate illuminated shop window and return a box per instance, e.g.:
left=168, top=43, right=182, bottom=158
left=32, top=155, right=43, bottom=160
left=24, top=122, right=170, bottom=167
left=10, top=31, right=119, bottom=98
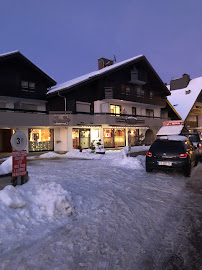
left=28, top=129, right=54, bottom=151
left=104, top=129, right=112, bottom=137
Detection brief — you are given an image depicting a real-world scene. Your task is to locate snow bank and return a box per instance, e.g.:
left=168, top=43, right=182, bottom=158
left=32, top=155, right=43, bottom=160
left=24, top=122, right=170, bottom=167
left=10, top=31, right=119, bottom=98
left=64, top=149, right=102, bottom=160
left=107, top=147, right=144, bottom=169
left=0, top=182, right=73, bottom=231
left=0, top=156, right=12, bottom=175
left=128, top=145, right=150, bottom=153
left=0, top=146, right=148, bottom=176
left=64, top=146, right=149, bottom=161
left=111, top=155, right=143, bottom=170
left=39, top=152, right=61, bottom=159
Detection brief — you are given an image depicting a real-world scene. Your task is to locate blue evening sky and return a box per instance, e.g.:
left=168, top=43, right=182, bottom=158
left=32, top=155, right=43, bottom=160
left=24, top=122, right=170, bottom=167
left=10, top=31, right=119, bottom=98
left=0, top=0, right=201, bottom=85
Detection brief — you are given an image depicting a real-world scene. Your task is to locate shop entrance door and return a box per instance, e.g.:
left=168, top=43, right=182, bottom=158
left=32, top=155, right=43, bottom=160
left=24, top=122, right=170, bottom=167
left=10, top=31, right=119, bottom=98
left=114, top=129, right=125, bottom=147
left=0, top=129, right=12, bottom=152
left=72, top=129, right=80, bottom=149
left=72, top=129, right=90, bottom=149
left=79, top=129, right=90, bottom=149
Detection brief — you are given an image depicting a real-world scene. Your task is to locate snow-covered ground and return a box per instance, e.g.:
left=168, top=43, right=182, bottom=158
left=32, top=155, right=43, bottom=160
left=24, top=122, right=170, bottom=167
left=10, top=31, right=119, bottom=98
left=0, top=147, right=199, bottom=269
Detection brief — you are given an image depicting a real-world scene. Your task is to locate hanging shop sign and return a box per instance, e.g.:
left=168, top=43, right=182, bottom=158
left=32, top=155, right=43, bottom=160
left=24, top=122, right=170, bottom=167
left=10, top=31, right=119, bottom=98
left=116, top=117, right=127, bottom=123
left=126, top=117, right=145, bottom=124
left=52, top=115, right=71, bottom=125
left=116, top=117, right=145, bottom=124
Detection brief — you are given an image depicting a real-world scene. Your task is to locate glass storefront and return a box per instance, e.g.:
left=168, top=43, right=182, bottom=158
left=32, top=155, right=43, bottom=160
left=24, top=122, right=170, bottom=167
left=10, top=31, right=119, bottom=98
left=29, top=129, right=54, bottom=151
left=129, top=128, right=146, bottom=146
left=103, top=128, right=125, bottom=148
left=91, top=129, right=100, bottom=146
left=72, top=127, right=146, bottom=150
left=72, top=129, right=90, bottom=149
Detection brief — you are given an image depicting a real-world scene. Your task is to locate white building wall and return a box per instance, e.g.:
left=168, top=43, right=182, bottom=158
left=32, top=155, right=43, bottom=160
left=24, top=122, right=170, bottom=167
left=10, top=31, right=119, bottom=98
left=154, top=108, right=161, bottom=117
left=67, top=127, right=73, bottom=151
left=94, top=100, right=109, bottom=113
left=101, top=102, right=109, bottom=113
left=94, top=100, right=162, bottom=118
left=94, top=101, right=101, bottom=113
left=54, top=127, right=68, bottom=153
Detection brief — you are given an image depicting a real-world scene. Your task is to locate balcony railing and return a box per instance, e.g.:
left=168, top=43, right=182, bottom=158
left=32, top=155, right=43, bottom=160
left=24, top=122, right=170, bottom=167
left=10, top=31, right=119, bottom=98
left=0, top=107, right=48, bottom=114
left=49, top=110, right=170, bottom=119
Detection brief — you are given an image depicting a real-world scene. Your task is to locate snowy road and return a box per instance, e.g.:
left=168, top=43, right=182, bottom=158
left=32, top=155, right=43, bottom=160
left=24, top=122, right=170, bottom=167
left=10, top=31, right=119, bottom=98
left=0, top=152, right=201, bottom=270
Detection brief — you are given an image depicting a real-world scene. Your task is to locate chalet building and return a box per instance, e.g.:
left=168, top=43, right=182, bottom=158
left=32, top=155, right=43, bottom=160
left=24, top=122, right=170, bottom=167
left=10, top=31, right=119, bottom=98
left=47, top=55, right=180, bottom=151
left=0, top=51, right=56, bottom=153
left=167, top=74, right=202, bottom=135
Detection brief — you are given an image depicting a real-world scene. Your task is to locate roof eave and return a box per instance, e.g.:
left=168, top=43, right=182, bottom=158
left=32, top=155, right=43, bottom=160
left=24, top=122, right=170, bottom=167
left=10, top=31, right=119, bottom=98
left=166, top=99, right=182, bottom=119
left=48, top=55, right=168, bottom=96
left=0, top=51, right=56, bottom=86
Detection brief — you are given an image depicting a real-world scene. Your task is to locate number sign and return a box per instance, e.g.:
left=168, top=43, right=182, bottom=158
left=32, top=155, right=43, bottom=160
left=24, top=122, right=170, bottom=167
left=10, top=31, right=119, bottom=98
left=11, top=131, right=27, bottom=151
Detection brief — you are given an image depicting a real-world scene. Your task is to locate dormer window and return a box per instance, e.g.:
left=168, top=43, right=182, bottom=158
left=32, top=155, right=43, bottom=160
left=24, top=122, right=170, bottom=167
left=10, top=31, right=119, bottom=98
left=29, top=82, right=35, bottom=90
left=21, top=81, right=35, bottom=92
left=21, top=81, right=28, bottom=90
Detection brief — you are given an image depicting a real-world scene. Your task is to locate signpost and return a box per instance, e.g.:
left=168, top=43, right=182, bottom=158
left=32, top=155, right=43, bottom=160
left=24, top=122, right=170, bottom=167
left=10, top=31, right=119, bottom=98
left=10, top=131, right=27, bottom=185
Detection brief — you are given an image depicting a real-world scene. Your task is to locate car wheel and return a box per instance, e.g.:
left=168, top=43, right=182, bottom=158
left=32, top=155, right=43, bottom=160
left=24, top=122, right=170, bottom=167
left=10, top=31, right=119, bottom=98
left=183, top=162, right=191, bottom=177
left=146, top=164, right=153, bottom=172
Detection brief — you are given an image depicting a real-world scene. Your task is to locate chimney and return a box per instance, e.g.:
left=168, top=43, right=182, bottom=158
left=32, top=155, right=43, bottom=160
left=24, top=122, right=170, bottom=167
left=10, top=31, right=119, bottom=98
left=98, top=57, right=114, bottom=70
left=170, top=74, right=190, bottom=90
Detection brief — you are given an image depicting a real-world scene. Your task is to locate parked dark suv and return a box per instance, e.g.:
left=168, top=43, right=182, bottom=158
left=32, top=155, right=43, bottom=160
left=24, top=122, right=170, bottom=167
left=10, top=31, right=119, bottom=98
left=146, top=135, right=197, bottom=177
left=181, top=132, right=202, bottom=161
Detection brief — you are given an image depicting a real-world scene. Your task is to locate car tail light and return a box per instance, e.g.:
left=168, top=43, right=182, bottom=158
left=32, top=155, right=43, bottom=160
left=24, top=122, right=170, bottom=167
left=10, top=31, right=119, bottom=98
left=146, top=151, right=152, bottom=157
left=179, top=153, right=188, bottom=158
left=198, top=143, right=202, bottom=148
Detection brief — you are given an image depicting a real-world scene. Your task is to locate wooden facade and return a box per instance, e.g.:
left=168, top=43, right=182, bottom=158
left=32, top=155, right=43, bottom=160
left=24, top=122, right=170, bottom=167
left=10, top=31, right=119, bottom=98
left=0, top=51, right=56, bottom=153
left=0, top=51, right=56, bottom=101
left=47, top=56, right=170, bottom=114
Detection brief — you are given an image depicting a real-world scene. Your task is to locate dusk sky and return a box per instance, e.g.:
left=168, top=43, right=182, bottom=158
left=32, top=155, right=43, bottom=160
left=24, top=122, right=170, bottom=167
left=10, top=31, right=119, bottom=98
left=1, top=0, right=201, bottom=85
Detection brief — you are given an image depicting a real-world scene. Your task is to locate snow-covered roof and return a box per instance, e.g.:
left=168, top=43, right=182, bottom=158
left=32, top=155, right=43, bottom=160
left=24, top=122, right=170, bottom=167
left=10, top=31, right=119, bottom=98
left=0, top=50, right=19, bottom=58
left=47, top=55, right=144, bottom=95
left=157, top=125, right=184, bottom=136
left=167, top=77, right=202, bottom=121
left=158, top=135, right=188, bottom=141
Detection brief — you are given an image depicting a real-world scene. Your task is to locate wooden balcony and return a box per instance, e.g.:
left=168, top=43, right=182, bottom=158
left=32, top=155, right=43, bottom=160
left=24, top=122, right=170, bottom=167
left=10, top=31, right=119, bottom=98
left=129, top=70, right=147, bottom=85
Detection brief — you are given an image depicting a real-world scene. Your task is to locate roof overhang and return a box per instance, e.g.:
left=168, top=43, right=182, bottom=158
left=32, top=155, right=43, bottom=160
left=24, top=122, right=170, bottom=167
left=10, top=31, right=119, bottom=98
left=0, top=51, right=56, bottom=87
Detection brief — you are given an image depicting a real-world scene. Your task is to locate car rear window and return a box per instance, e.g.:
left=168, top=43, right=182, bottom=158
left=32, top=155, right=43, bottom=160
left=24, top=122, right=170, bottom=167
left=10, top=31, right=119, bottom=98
left=150, top=140, right=185, bottom=154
